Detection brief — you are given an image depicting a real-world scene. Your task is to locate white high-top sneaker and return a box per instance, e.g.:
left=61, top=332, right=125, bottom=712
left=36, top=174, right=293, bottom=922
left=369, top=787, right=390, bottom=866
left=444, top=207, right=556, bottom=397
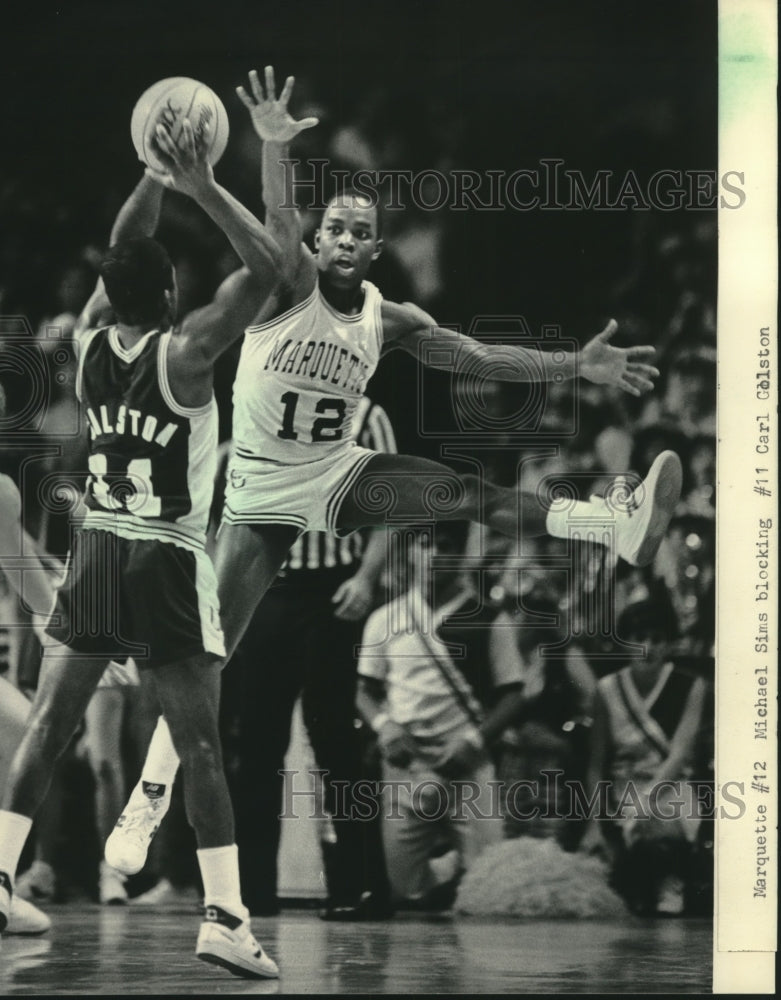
left=604, top=451, right=682, bottom=567
left=104, top=780, right=171, bottom=875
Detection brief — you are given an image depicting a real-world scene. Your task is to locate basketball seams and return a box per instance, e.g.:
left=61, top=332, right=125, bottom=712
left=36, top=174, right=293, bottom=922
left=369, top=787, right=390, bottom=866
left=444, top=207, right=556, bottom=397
left=133, top=78, right=227, bottom=170
left=138, top=78, right=187, bottom=172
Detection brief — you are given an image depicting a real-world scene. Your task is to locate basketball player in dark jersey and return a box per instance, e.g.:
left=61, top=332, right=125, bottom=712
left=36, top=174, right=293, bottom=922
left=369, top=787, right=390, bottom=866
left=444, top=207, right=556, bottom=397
left=0, top=122, right=282, bottom=978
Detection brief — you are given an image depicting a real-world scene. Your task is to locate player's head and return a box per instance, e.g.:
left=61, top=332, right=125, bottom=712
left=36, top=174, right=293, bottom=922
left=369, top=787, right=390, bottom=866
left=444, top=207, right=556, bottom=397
left=618, top=599, right=676, bottom=664
left=314, top=189, right=383, bottom=289
left=99, top=237, right=176, bottom=327
left=408, top=521, right=468, bottom=594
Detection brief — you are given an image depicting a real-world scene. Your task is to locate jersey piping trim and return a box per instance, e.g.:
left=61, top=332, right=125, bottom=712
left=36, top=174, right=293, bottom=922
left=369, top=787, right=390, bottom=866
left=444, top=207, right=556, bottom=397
left=325, top=449, right=377, bottom=535
left=220, top=509, right=308, bottom=531
left=245, top=285, right=319, bottom=334
left=372, top=284, right=384, bottom=357
left=108, top=327, right=159, bottom=362
left=81, top=510, right=207, bottom=552
left=157, top=333, right=215, bottom=418
left=232, top=450, right=288, bottom=466
left=75, top=327, right=103, bottom=402
left=318, top=280, right=375, bottom=324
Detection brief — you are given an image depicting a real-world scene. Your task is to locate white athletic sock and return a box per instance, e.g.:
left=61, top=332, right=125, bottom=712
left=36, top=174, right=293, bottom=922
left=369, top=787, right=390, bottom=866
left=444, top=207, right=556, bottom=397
left=140, top=716, right=181, bottom=791
left=0, top=811, right=33, bottom=882
left=545, top=499, right=607, bottom=540
left=197, top=844, right=246, bottom=919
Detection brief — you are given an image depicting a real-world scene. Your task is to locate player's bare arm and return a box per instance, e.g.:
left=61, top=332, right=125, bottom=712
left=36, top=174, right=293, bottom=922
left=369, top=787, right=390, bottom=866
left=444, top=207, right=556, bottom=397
left=73, top=174, right=165, bottom=343
left=380, top=301, right=660, bottom=397
left=151, top=119, right=283, bottom=293
left=149, top=118, right=286, bottom=379
left=236, top=66, right=319, bottom=298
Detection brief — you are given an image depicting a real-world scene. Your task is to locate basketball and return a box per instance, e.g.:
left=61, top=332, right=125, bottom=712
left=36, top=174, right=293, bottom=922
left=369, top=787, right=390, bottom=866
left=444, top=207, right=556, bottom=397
left=131, top=77, right=229, bottom=172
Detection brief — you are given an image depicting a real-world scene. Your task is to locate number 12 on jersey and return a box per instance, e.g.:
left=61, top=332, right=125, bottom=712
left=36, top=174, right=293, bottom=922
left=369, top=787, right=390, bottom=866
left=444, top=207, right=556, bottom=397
left=277, top=392, right=346, bottom=442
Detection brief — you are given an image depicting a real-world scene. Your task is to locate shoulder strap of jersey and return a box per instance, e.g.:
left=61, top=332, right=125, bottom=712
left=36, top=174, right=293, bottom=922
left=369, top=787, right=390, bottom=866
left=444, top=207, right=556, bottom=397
left=157, top=331, right=214, bottom=419
left=75, top=326, right=108, bottom=403
left=362, top=280, right=384, bottom=357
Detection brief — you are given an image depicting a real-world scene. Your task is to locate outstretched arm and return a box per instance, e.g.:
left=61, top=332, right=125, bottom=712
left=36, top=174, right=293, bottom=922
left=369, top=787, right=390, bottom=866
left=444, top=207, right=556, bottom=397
left=381, top=301, right=660, bottom=397
left=236, top=66, right=319, bottom=296
left=177, top=264, right=269, bottom=366
left=151, top=119, right=282, bottom=292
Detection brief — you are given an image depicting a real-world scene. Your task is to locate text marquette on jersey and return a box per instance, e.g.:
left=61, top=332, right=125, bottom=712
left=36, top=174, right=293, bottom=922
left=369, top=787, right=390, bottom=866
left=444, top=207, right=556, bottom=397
left=264, top=336, right=372, bottom=393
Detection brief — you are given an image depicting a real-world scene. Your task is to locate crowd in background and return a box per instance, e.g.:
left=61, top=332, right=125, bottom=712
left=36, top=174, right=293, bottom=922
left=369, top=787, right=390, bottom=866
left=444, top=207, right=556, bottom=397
left=1, top=62, right=715, bottom=921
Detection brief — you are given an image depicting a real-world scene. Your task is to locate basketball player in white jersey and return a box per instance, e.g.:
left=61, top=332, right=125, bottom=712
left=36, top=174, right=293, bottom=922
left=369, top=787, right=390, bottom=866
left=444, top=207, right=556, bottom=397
left=106, top=69, right=682, bottom=879
left=0, top=123, right=282, bottom=978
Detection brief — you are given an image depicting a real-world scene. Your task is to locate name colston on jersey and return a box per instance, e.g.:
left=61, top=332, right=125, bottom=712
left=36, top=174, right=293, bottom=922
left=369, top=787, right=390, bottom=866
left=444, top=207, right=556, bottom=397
left=263, top=336, right=372, bottom=393
left=86, top=403, right=179, bottom=447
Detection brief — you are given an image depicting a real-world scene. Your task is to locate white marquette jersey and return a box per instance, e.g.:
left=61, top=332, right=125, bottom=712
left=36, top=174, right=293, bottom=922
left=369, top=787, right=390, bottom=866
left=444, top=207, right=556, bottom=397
left=232, top=281, right=384, bottom=467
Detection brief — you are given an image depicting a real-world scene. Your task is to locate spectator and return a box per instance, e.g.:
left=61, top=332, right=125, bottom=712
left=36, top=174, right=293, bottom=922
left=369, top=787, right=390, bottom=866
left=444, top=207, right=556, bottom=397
left=356, top=522, right=525, bottom=908
left=580, top=598, right=709, bottom=915
left=491, top=594, right=596, bottom=846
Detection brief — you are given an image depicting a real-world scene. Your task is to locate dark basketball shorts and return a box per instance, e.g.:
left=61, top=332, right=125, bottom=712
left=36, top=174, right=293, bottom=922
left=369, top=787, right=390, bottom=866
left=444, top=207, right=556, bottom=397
left=45, top=528, right=225, bottom=669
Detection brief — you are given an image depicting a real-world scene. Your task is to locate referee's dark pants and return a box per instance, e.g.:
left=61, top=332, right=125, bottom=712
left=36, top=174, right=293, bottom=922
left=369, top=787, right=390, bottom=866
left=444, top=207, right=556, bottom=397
left=226, top=575, right=390, bottom=915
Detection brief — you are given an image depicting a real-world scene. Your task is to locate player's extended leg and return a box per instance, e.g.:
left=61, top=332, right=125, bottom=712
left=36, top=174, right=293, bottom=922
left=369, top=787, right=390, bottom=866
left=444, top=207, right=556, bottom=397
left=105, top=522, right=298, bottom=877
left=336, top=452, right=548, bottom=538
left=214, top=522, right=300, bottom=662
left=149, top=653, right=278, bottom=979
left=0, top=644, right=109, bottom=933
left=336, top=450, right=682, bottom=569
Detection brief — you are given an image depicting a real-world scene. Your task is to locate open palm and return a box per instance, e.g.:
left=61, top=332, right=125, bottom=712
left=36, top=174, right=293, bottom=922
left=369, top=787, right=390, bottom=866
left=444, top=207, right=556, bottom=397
left=236, top=66, right=319, bottom=142
left=580, top=319, right=659, bottom=396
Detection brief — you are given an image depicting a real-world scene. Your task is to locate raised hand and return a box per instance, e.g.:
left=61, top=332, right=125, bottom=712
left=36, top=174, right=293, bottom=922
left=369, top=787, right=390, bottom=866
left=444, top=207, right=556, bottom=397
left=579, top=319, right=660, bottom=397
left=147, top=119, right=214, bottom=197
left=236, top=66, right=319, bottom=143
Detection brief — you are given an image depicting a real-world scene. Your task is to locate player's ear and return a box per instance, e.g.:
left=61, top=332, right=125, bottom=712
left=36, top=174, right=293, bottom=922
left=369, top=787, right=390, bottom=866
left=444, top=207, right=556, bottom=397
left=371, top=238, right=384, bottom=261
left=313, top=229, right=321, bottom=251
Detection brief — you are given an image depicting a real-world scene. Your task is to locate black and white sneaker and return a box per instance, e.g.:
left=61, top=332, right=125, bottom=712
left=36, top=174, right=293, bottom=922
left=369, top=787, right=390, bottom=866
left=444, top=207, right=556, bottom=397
left=196, top=904, right=279, bottom=979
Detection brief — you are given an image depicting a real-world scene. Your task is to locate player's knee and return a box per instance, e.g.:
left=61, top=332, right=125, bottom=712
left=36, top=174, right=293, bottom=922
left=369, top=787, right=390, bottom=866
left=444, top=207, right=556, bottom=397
left=91, top=754, right=121, bottom=786
left=175, top=731, right=224, bottom=774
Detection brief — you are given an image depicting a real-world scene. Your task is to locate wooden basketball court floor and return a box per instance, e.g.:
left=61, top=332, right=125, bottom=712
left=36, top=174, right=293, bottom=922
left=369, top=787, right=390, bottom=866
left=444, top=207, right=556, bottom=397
left=0, top=905, right=712, bottom=995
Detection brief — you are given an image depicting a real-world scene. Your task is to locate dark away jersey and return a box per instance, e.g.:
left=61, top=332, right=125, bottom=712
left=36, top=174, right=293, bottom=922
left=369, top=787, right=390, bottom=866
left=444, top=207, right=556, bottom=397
left=77, top=326, right=217, bottom=543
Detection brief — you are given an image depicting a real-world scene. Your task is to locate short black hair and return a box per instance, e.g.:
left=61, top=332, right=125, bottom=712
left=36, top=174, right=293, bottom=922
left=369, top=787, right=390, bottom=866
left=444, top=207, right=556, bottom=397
left=324, top=186, right=383, bottom=240
left=618, top=599, right=677, bottom=641
left=100, top=237, right=174, bottom=325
